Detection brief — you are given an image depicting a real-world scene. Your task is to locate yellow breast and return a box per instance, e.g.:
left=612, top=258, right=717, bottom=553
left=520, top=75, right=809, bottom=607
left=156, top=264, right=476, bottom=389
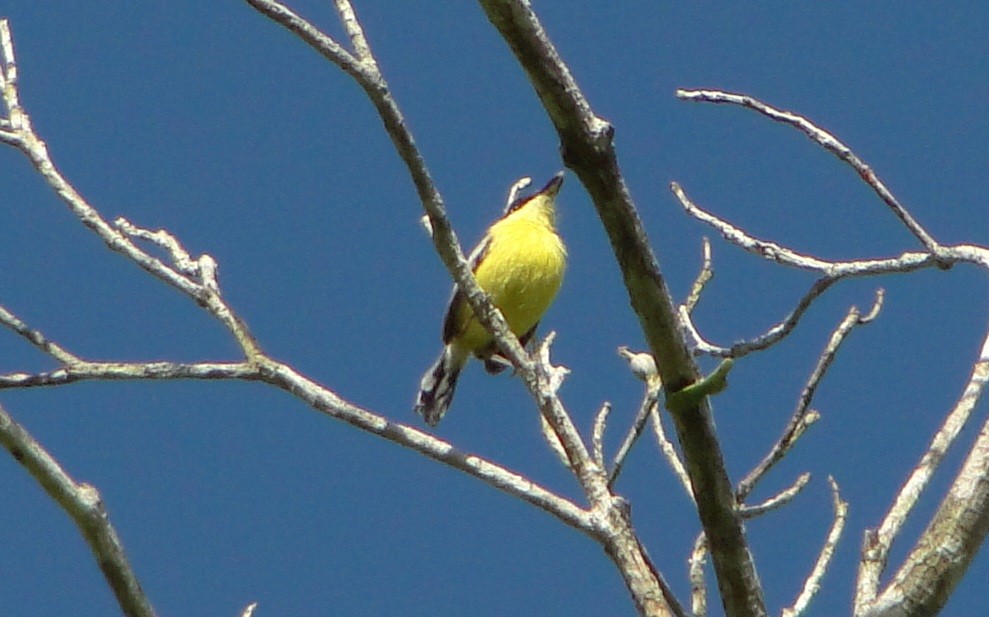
left=457, top=215, right=566, bottom=354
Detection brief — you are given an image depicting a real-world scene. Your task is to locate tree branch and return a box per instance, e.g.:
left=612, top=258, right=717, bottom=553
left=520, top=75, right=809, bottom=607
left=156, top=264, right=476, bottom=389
left=675, top=89, right=941, bottom=256
left=740, top=473, right=811, bottom=520
left=0, top=303, right=81, bottom=364
left=737, top=292, right=883, bottom=501
left=684, top=237, right=714, bottom=315
left=1, top=11, right=602, bottom=601
left=783, top=477, right=847, bottom=617
left=856, top=331, right=989, bottom=615
left=870, top=410, right=989, bottom=616
left=476, top=3, right=765, bottom=615
left=0, top=402, right=156, bottom=617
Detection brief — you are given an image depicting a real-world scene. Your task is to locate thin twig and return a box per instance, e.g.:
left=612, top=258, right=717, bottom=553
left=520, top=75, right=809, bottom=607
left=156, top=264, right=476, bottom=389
left=608, top=347, right=664, bottom=487
left=650, top=405, right=694, bottom=502
left=0, top=22, right=259, bottom=359
left=243, top=0, right=361, bottom=77
left=115, top=218, right=201, bottom=277
left=737, top=291, right=883, bottom=501
left=504, top=176, right=533, bottom=213
left=0, top=304, right=81, bottom=364
left=689, top=532, right=708, bottom=617
left=783, top=477, right=848, bottom=617
left=670, top=180, right=983, bottom=361
left=679, top=278, right=837, bottom=358
left=684, top=237, right=713, bottom=314
left=0, top=403, right=156, bottom=617
left=671, top=182, right=989, bottom=274
left=675, top=180, right=980, bottom=273
left=592, top=402, right=611, bottom=469
left=675, top=89, right=942, bottom=255
left=739, top=472, right=811, bottom=519
left=332, top=0, right=374, bottom=65
left=608, top=392, right=658, bottom=488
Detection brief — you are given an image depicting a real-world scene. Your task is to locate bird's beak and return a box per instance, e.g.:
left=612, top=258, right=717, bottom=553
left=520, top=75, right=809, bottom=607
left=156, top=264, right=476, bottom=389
left=540, top=171, right=565, bottom=197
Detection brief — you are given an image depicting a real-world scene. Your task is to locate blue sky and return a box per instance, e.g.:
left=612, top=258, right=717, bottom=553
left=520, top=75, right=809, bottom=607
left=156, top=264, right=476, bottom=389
left=1, top=3, right=988, bottom=616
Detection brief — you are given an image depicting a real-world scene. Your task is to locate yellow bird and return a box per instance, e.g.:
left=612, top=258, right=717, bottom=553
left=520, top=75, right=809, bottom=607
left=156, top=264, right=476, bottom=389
left=415, top=172, right=568, bottom=426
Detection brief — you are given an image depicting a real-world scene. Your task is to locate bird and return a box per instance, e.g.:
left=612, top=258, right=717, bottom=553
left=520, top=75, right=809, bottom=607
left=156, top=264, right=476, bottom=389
left=414, top=172, right=568, bottom=426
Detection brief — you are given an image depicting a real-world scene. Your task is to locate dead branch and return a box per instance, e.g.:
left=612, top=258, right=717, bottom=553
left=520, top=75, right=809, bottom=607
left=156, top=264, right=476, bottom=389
left=740, top=473, right=812, bottom=520
left=0, top=401, right=155, bottom=617
left=855, top=332, right=989, bottom=614
left=675, top=89, right=940, bottom=255
left=783, top=477, right=848, bottom=617
left=737, top=291, right=883, bottom=501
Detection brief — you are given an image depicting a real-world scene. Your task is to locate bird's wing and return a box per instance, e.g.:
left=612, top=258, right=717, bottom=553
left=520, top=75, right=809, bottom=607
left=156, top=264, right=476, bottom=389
left=441, top=234, right=491, bottom=345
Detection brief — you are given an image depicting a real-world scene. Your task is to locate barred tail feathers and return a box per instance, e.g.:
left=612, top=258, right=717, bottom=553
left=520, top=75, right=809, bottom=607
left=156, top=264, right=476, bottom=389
left=415, top=346, right=467, bottom=427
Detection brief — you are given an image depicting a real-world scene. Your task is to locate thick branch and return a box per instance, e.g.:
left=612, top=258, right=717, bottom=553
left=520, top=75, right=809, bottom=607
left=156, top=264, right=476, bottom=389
left=476, top=3, right=765, bottom=615
left=865, top=408, right=989, bottom=617
left=856, top=335, right=989, bottom=615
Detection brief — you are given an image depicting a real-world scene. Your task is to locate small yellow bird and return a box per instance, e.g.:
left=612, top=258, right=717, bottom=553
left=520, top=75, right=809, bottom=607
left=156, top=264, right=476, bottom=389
left=415, top=172, right=568, bottom=426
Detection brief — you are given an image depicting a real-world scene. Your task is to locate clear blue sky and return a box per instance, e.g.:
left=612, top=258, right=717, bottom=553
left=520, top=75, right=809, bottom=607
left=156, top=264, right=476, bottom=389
left=1, top=3, right=988, bottom=616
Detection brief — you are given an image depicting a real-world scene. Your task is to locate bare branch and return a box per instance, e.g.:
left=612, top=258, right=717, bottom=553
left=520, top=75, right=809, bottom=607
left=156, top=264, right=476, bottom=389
left=331, top=0, right=374, bottom=65
left=670, top=182, right=964, bottom=277
left=607, top=390, right=657, bottom=489
left=593, top=402, right=612, bottom=469
left=689, top=532, right=709, bottom=617
left=0, top=22, right=260, bottom=360
left=0, top=303, right=81, bottom=364
left=115, top=217, right=201, bottom=277
left=504, top=176, right=533, bottom=213
left=0, top=20, right=24, bottom=138
left=253, top=356, right=596, bottom=531
left=243, top=0, right=360, bottom=76
left=738, top=292, right=883, bottom=501
left=476, top=2, right=771, bottom=613
left=739, top=472, right=811, bottom=519
left=856, top=330, right=989, bottom=612
left=684, top=237, right=713, bottom=314
left=0, top=361, right=257, bottom=389
left=783, top=477, right=848, bottom=617
left=680, top=277, right=837, bottom=359
left=675, top=89, right=941, bottom=255
left=0, top=402, right=156, bottom=617
left=650, top=406, right=694, bottom=502
left=609, top=347, right=668, bottom=488
left=869, top=408, right=989, bottom=616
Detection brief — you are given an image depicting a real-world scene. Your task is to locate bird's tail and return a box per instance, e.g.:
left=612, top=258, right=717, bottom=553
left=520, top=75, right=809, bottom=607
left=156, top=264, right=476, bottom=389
left=415, top=347, right=465, bottom=427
